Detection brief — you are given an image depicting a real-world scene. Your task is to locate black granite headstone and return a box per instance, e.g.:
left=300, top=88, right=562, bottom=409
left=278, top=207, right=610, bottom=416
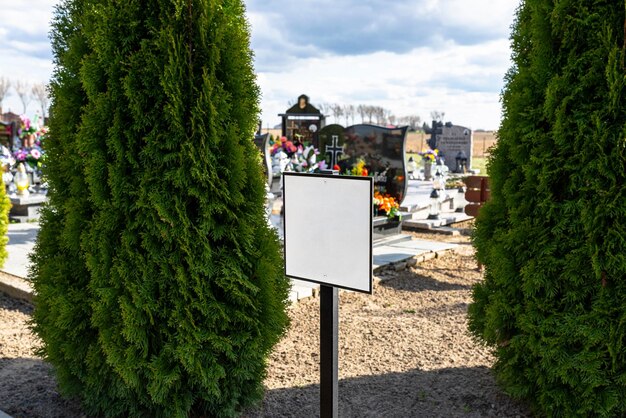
left=318, top=124, right=408, bottom=204
left=278, top=94, right=325, bottom=146
left=253, top=133, right=272, bottom=187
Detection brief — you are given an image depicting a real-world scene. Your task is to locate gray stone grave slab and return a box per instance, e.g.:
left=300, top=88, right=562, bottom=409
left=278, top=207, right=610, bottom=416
left=388, top=239, right=458, bottom=252
left=373, top=245, right=429, bottom=265
left=9, top=193, right=47, bottom=222
left=403, top=213, right=473, bottom=230
left=289, top=279, right=319, bottom=302
left=2, top=223, right=39, bottom=278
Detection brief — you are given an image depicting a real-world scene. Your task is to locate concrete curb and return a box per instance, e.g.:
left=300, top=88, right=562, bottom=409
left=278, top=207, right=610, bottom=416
left=0, top=270, right=33, bottom=303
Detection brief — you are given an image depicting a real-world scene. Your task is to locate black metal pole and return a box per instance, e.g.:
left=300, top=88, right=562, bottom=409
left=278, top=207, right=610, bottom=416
left=320, top=284, right=338, bottom=418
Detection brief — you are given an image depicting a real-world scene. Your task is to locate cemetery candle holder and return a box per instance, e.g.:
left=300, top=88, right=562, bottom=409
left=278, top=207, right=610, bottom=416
left=15, top=163, right=30, bottom=196
left=423, top=159, right=433, bottom=181
left=455, top=185, right=466, bottom=212
left=427, top=188, right=441, bottom=220
left=433, top=170, right=444, bottom=190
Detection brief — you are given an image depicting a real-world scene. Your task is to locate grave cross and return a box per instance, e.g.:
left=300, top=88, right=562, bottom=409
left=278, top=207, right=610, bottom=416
left=325, top=135, right=344, bottom=167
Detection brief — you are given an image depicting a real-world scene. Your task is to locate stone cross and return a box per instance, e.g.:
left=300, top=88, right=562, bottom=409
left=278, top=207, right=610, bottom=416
left=325, top=135, right=344, bottom=167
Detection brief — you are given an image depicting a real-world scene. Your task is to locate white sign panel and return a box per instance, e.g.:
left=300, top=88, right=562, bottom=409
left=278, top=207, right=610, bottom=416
left=283, top=172, right=373, bottom=293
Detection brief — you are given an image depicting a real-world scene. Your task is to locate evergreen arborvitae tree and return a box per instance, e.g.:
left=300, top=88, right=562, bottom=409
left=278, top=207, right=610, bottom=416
left=31, top=0, right=290, bottom=416
left=469, top=1, right=626, bottom=416
left=0, top=177, right=10, bottom=266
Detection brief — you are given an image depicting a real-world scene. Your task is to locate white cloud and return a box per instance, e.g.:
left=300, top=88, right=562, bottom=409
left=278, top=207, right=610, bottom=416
left=0, top=0, right=518, bottom=130
left=0, top=0, right=55, bottom=114
left=246, top=0, right=518, bottom=130
left=256, top=38, right=512, bottom=130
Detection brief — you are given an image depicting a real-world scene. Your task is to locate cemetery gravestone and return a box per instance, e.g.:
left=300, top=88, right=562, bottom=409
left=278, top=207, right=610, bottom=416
left=435, top=125, right=473, bottom=172
left=318, top=124, right=409, bottom=205
left=278, top=94, right=325, bottom=145
left=253, top=132, right=272, bottom=187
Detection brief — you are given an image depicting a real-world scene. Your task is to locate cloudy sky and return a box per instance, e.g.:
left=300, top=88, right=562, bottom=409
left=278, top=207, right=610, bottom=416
left=0, top=0, right=519, bottom=130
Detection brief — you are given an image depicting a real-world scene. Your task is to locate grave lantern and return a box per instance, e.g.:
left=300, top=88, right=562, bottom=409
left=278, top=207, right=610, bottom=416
left=455, top=184, right=466, bottom=212
left=427, top=188, right=441, bottom=220
left=455, top=151, right=468, bottom=173
left=433, top=169, right=444, bottom=190
left=15, top=163, right=30, bottom=196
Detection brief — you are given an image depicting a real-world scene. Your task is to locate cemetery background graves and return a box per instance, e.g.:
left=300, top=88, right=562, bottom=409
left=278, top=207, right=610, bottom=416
left=0, top=114, right=48, bottom=223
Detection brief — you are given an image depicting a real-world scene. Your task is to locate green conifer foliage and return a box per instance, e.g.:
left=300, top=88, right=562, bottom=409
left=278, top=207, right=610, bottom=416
left=0, top=178, right=10, bottom=266
left=31, top=1, right=290, bottom=416
left=469, top=1, right=626, bottom=416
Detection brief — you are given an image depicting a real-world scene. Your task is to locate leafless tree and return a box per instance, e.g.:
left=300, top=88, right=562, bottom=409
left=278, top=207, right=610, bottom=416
left=374, top=106, right=386, bottom=125
left=399, top=115, right=422, bottom=131
left=331, top=103, right=344, bottom=124
left=14, top=80, right=32, bottom=114
left=343, top=104, right=355, bottom=126
left=430, top=110, right=445, bottom=123
left=363, top=105, right=376, bottom=124
left=382, top=108, right=392, bottom=125
left=356, top=104, right=367, bottom=123
left=388, top=114, right=397, bottom=126
left=31, top=83, right=50, bottom=118
left=0, top=77, right=10, bottom=114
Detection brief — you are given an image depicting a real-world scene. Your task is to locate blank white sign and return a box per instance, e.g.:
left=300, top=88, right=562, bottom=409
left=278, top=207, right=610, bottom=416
left=283, top=173, right=373, bottom=293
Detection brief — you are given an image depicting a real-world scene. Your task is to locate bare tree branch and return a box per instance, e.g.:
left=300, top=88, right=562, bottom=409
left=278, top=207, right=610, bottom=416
left=0, top=77, right=11, bottom=113
left=31, top=83, right=50, bottom=118
left=357, top=104, right=366, bottom=123
left=14, top=80, right=32, bottom=114
left=331, top=103, right=344, bottom=124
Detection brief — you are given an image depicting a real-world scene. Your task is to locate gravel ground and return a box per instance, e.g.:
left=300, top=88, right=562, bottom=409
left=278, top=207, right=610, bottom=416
left=0, top=230, right=531, bottom=417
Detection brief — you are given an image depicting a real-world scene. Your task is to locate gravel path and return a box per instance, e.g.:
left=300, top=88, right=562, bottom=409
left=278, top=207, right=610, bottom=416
left=0, top=233, right=531, bottom=417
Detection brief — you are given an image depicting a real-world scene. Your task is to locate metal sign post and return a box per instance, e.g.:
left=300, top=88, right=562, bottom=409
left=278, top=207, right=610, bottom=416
left=283, top=172, right=373, bottom=418
left=320, top=285, right=339, bottom=417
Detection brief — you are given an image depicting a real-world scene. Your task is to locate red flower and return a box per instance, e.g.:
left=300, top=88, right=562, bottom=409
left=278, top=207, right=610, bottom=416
left=362, top=168, right=368, bottom=176
left=284, top=141, right=297, bottom=153
left=333, top=164, right=340, bottom=171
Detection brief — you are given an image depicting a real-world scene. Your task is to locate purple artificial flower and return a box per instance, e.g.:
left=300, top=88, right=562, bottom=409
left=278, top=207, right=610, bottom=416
left=14, top=150, right=27, bottom=161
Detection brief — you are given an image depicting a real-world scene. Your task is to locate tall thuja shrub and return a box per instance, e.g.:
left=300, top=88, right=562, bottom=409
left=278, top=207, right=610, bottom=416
left=31, top=0, right=113, bottom=404
left=31, top=0, right=290, bottom=416
left=0, top=177, right=10, bottom=265
left=469, top=1, right=626, bottom=416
